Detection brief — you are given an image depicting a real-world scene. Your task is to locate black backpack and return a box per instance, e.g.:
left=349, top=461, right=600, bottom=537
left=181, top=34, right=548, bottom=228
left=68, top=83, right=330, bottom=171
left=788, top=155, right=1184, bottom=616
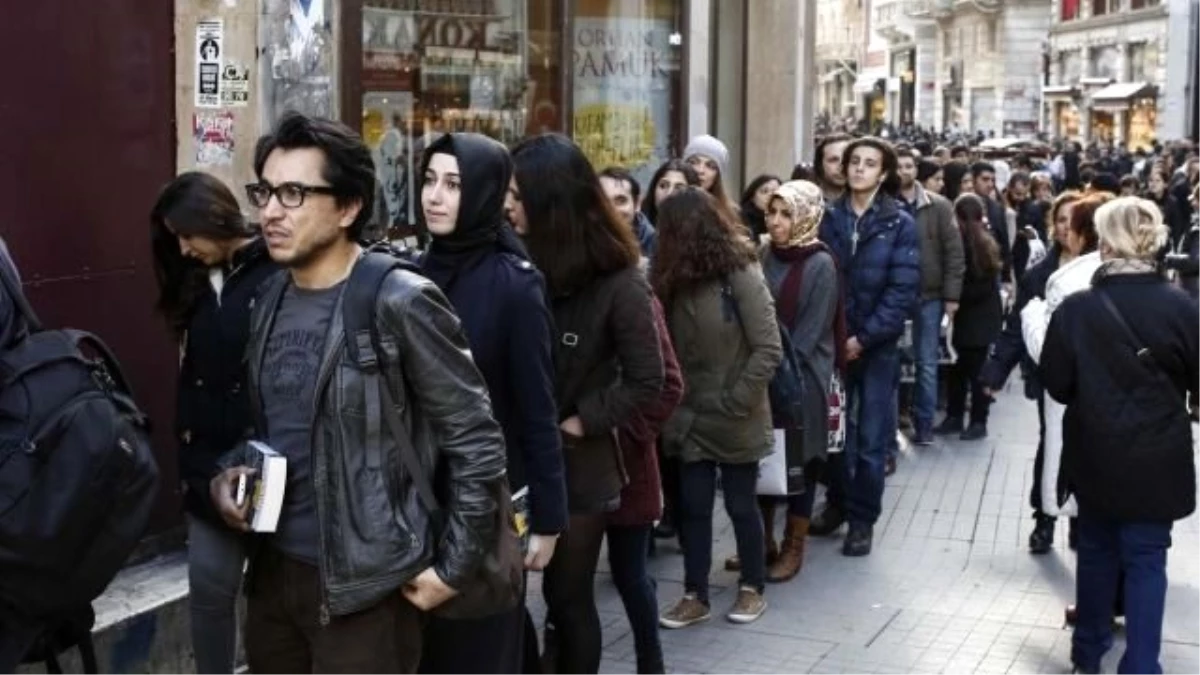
left=0, top=252, right=159, bottom=642
left=343, top=246, right=524, bottom=620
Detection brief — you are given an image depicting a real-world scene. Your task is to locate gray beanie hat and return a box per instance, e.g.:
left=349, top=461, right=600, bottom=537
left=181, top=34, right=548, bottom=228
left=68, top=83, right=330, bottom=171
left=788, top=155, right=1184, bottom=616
left=683, top=134, right=729, bottom=177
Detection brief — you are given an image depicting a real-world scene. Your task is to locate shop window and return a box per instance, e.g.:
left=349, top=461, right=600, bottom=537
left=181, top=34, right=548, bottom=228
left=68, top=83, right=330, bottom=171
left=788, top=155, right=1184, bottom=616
left=358, top=0, right=562, bottom=234
left=571, top=0, right=684, bottom=190
left=1089, top=45, right=1121, bottom=80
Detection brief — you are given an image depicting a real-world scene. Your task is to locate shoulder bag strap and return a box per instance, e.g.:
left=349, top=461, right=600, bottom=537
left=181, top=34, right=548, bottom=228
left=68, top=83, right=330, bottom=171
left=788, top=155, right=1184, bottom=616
left=1094, top=289, right=1168, bottom=383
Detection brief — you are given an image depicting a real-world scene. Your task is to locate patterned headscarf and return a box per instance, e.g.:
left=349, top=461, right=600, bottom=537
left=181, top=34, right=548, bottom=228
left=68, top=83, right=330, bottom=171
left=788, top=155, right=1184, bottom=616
left=770, top=180, right=825, bottom=248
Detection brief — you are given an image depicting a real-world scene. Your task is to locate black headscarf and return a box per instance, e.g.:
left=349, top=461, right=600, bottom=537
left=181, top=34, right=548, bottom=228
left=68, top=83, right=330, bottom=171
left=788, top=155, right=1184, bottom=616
left=418, top=133, right=529, bottom=293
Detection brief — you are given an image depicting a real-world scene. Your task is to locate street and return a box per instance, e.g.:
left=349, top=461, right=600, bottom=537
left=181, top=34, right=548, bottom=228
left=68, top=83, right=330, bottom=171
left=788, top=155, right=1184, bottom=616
left=528, top=384, right=1200, bottom=674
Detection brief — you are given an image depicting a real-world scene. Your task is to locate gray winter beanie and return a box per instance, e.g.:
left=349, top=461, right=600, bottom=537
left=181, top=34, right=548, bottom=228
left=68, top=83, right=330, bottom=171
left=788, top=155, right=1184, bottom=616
left=683, top=134, right=729, bottom=177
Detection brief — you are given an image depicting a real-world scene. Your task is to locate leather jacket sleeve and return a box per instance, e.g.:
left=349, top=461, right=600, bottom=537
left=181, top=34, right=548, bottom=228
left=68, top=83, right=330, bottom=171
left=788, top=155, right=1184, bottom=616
left=378, top=273, right=508, bottom=590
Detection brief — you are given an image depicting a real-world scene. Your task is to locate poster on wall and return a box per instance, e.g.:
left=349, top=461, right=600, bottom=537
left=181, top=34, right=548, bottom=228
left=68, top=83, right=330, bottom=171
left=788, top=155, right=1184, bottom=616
left=363, top=92, right=416, bottom=232
left=221, top=63, right=251, bottom=107
left=195, top=19, right=224, bottom=108
left=572, top=16, right=679, bottom=190
left=194, top=111, right=235, bottom=167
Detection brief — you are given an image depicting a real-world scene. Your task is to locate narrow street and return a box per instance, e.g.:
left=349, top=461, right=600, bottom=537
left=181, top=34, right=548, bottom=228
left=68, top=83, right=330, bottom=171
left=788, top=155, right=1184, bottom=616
left=529, top=385, right=1200, bottom=674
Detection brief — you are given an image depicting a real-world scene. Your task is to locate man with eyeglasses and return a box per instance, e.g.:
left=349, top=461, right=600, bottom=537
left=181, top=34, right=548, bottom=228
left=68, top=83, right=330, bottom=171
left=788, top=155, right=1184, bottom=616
left=209, top=112, right=507, bottom=672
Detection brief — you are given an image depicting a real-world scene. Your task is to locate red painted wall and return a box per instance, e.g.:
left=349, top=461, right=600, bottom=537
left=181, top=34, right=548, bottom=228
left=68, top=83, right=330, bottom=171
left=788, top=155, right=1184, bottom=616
left=0, top=3, right=181, bottom=534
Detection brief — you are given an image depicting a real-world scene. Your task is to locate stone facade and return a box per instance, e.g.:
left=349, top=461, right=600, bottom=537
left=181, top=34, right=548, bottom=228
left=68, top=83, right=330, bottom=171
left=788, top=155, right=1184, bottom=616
left=911, top=0, right=1051, bottom=135
left=1045, top=0, right=1188, bottom=146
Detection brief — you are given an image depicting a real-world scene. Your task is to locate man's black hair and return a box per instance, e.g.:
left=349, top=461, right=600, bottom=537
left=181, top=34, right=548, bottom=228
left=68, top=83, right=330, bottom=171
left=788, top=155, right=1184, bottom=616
left=253, top=111, right=377, bottom=241
left=970, top=161, right=996, bottom=178
left=598, top=166, right=641, bottom=205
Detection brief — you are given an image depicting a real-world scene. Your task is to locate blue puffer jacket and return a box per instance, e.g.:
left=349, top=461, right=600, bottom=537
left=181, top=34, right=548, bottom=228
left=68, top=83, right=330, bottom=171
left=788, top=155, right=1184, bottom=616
left=819, top=194, right=920, bottom=350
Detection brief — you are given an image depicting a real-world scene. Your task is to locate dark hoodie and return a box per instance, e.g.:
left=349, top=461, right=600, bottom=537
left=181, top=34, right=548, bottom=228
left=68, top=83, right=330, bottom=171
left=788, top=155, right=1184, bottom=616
left=417, top=133, right=568, bottom=535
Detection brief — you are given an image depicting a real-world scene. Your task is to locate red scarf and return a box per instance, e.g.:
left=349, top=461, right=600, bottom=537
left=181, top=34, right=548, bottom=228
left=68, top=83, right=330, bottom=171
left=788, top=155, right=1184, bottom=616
left=770, top=241, right=849, bottom=374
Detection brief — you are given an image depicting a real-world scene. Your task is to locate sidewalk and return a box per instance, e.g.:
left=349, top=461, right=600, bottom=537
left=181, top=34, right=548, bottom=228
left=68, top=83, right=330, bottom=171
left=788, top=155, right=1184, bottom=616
left=527, top=385, right=1200, bottom=674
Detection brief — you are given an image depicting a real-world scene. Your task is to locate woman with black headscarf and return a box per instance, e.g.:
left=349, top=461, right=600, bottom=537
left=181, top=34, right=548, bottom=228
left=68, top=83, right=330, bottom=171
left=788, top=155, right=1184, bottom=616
left=941, top=160, right=972, bottom=202
left=417, top=133, right=568, bottom=673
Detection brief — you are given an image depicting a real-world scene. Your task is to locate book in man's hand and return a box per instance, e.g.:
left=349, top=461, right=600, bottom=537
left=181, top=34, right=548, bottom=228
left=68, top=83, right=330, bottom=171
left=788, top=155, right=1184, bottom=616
left=510, top=486, right=531, bottom=554
left=243, top=440, right=287, bottom=533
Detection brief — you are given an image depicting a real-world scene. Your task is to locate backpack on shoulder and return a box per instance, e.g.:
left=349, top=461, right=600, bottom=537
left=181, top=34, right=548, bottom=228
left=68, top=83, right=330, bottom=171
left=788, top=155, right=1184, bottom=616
left=343, top=245, right=523, bottom=620
left=0, top=249, right=159, bottom=659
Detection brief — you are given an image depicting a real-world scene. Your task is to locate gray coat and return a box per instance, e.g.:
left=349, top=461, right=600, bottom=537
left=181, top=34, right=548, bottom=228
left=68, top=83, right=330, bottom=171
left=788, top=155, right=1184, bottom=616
left=909, top=186, right=965, bottom=303
left=761, top=246, right=838, bottom=473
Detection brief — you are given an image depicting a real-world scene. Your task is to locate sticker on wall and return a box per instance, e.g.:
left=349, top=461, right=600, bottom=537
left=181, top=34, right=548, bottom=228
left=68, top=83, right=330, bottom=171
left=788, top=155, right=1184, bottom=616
left=194, top=111, right=235, bottom=167
left=221, top=63, right=251, bottom=107
left=195, top=19, right=224, bottom=108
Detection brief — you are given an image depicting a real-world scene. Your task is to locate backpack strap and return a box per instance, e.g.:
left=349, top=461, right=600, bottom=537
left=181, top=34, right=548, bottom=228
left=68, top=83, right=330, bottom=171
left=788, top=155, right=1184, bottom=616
left=343, top=251, right=440, bottom=515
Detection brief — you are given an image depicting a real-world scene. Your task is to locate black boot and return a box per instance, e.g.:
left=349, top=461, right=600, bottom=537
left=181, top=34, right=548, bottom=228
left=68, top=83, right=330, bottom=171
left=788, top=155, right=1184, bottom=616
left=842, top=523, right=873, bottom=556
left=808, top=502, right=846, bottom=536
left=933, top=416, right=964, bottom=435
left=1028, top=514, right=1055, bottom=554
left=959, top=423, right=987, bottom=441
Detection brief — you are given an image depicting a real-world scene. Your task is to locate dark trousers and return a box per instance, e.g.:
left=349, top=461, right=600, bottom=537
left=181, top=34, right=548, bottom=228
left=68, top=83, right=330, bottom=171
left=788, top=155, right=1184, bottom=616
left=659, top=452, right=683, bottom=532
left=842, top=345, right=900, bottom=526
left=606, top=525, right=664, bottom=674
left=787, top=473, right=820, bottom=518
left=245, top=546, right=423, bottom=674
left=946, top=346, right=991, bottom=426
left=1072, top=508, right=1173, bottom=674
left=680, top=460, right=764, bottom=603
left=420, top=604, right=524, bottom=673
left=542, top=512, right=607, bottom=674
left=1030, top=395, right=1047, bottom=514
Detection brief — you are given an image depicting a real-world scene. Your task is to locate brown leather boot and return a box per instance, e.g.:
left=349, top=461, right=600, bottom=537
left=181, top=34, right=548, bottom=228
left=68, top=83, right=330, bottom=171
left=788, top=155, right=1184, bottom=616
left=767, top=516, right=809, bottom=583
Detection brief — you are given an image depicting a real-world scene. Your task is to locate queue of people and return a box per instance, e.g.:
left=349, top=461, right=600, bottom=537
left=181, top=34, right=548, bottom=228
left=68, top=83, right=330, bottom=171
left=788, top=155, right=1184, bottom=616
left=146, top=112, right=1197, bottom=675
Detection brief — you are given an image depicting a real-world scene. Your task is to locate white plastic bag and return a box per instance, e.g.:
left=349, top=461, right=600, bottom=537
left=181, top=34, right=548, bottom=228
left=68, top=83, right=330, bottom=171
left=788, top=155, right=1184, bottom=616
left=756, top=430, right=788, bottom=496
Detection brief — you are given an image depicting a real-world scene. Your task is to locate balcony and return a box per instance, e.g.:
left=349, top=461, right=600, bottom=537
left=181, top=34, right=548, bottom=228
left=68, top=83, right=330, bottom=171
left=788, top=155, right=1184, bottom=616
left=873, top=0, right=916, bottom=42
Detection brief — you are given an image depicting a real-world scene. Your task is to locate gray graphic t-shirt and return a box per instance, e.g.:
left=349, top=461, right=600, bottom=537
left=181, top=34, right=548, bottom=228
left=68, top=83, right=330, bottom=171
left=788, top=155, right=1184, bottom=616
left=260, top=281, right=343, bottom=565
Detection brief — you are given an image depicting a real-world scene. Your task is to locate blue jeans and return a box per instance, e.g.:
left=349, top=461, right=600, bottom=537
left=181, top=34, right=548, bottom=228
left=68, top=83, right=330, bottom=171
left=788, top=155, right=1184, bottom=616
left=910, top=299, right=943, bottom=434
left=680, top=461, right=764, bottom=602
left=1072, top=508, right=1173, bottom=674
left=606, top=525, right=663, bottom=673
left=842, top=344, right=900, bottom=527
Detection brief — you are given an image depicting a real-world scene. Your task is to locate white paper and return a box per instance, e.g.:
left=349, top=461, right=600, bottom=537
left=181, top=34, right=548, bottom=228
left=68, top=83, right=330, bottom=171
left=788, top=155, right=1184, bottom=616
left=195, top=19, right=224, bottom=108
left=756, top=430, right=788, bottom=496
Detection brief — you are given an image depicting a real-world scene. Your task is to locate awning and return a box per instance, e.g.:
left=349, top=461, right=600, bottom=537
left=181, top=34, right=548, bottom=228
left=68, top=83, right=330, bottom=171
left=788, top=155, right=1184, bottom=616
left=853, top=74, right=884, bottom=94
left=1042, top=85, right=1078, bottom=100
left=1091, top=81, right=1156, bottom=109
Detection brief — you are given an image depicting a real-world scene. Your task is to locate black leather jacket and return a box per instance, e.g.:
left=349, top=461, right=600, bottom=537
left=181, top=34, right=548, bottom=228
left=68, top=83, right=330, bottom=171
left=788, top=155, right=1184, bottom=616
left=245, top=262, right=508, bottom=618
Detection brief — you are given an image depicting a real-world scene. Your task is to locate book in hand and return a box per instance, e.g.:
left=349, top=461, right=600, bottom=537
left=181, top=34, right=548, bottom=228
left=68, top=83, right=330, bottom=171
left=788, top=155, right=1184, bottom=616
left=240, top=441, right=287, bottom=533
left=510, top=486, right=531, bottom=554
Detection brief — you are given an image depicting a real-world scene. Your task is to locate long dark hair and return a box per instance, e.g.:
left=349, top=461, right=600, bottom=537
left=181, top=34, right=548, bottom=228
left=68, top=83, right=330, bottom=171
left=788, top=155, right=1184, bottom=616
left=740, top=174, right=781, bottom=214
left=511, top=134, right=640, bottom=297
left=150, top=172, right=250, bottom=335
left=640, top=159, right=700, bottom=225
left=941, top=160, right=971, bottom=202
left=953, top=193, right=1001, bottom=278
left=650, top=188, right=757, bottom=303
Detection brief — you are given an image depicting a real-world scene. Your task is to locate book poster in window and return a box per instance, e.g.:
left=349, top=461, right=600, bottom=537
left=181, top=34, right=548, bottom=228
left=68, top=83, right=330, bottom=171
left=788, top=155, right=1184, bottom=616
left=572, top=16, right=679, bottom=190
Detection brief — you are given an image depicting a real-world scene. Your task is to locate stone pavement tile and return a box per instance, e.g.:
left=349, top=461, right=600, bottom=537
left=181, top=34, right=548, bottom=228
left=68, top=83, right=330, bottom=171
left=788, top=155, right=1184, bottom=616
left=586, top=389, right=1200, bottom=674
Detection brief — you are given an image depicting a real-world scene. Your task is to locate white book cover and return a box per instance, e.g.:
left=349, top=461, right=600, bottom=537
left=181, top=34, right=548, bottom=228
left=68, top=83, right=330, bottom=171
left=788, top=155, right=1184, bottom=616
left=246, top=441, right=287, bottom=533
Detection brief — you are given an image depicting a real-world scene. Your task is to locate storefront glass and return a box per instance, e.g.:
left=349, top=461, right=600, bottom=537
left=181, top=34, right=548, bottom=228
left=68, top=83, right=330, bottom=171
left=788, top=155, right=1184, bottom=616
left=1127, top=98, right=1157, bottom=151
left=358, top=0, right=561, bottom=232
left=571, top=0, right=683, bottom=190
left=1056, top=101, right=1081, bottom=140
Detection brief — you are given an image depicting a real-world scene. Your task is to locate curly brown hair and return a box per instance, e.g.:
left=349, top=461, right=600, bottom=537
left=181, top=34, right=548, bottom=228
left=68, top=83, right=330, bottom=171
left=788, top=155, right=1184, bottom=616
left=650, top=187, right=757, bottom=302
left=1068, top=193, right=1114, bottom=254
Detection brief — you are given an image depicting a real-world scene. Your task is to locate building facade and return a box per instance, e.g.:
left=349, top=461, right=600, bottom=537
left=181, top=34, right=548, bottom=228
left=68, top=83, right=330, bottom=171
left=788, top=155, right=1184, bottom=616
left=176, top=0, right=816, bottom=229
left=872, top=0, right=938, bottom=129
left=899, top=0, right=1049, bottom=136
left=1044, top=0, right=1190, bottom=148
left=815, top=0, right=867, bottom=125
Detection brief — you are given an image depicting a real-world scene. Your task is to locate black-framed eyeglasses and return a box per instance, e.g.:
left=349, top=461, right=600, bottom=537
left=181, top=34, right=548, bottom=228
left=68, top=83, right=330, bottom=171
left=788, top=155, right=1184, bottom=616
left=245, top=181, right=338, bottom=209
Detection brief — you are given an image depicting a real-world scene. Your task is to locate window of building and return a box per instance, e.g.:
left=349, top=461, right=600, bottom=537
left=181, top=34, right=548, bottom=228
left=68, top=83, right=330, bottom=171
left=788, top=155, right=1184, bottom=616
left=987, top=19, right=998, bottom=52
left=1129, top=0, right=1158, bottom=9
left=1092, top=0, right=1111, bottom=16
left=358, top=0, right=561, bottom=233
left=572, top=0, right=684, bottom=190
left=1090, top=45, right=1121, bottom=79
left=1060, top=49, right=1082, bottom=83
left=1128, top=42, right=1147, bottom=81
left=1061, top=0, right=1081, bottom=21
